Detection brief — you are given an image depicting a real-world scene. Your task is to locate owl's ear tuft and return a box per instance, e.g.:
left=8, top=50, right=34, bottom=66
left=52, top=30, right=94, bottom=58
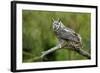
left=58, top=18, right=61, bottom=22
left=52, top=18, right=55, bottom=22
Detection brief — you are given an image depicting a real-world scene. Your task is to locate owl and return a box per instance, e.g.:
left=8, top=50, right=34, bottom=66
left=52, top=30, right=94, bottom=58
left=52, top=18, right=82, bottom=49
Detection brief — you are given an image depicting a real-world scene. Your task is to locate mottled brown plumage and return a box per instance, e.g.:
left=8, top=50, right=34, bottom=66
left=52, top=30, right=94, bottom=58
left=52, top=18, right=82, bottom=49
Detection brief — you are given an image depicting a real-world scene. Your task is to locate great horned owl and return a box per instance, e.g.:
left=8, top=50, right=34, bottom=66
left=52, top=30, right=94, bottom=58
left=52, top=18, right=82, bottom=49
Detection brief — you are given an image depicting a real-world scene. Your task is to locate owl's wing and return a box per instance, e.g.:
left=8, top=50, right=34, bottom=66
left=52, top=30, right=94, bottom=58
left=58, top=28, right=80, bottom=43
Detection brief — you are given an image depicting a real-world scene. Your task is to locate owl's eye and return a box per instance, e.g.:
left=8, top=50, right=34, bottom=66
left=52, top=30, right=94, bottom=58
left=55, top=22, right=59, bottom=25
left=57, top=23, right=60, bottom=25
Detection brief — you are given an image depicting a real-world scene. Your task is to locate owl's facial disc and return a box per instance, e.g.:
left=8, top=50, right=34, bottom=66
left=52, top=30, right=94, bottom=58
left=53, top=20, right=60, bottom=31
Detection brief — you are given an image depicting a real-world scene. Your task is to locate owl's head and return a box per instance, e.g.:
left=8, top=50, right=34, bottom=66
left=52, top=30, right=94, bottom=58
left=52, top=18, right=61, bottom=31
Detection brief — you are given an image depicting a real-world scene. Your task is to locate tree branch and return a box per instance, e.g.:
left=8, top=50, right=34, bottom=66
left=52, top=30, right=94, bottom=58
left=74, top=48, right=91, bottom=59
left=40, top=44, right=61, bottom=58
left=32, top=44, right=61, bottom=61
left=32, top=44, right=90, bottom=61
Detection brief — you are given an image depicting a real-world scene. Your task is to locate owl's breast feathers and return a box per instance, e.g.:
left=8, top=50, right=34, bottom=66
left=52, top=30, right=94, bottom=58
left=55, top=26, right=81, bottom=43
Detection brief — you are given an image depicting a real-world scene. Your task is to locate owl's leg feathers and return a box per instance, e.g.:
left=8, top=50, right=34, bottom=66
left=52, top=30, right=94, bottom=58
left=58, top=39, right=65, bottom=48
left=65, top=41, right=82, bottom=49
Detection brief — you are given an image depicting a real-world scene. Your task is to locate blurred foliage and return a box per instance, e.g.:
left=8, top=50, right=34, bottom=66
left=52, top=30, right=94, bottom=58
left=22, top=10, right=91, bottom=62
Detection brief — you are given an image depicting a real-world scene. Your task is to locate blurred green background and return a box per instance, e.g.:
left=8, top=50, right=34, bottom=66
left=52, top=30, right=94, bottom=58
left=22, top=10, right=91, bottom=63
